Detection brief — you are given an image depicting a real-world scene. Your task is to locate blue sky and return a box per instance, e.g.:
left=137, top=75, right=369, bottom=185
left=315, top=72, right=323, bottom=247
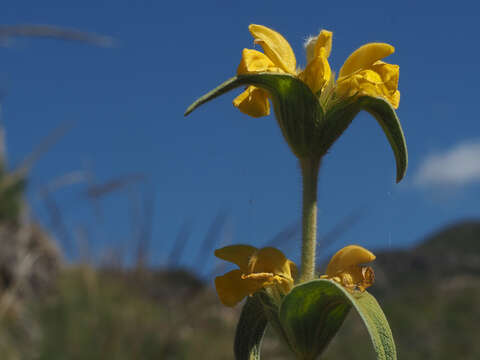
left=1, top=0, right=480, bottom=274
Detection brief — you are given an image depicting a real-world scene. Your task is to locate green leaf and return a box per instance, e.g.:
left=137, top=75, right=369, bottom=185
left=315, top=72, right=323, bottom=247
left=358, top=96, right=408, bottom=183
left=184, top=73, right=317, bottom=117
left=234, top=294, right=268, bottom=360
left=184, top=73, right=323, bottom=158
left=279, top=279, right=352, bottom=359
left=321, top=96, right=407, bottom=183
left=185, top=75, right=407, bottom=175
left=279, top=279, right=396, bottom=360
left=351, top=287, right=397, bottom=360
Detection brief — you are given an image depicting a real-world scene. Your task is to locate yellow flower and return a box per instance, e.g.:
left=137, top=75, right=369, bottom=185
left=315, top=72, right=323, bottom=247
left=233, top=24, right=400, bottom=118
left=214, top=245, right=297, bottom=307
left=233, top=24, right=331, bottom=117
left=336, top=43, right=400, bottom=109
left=185, top=25, right=407, bottom=181
left=320, top=245, right=376, bottom=292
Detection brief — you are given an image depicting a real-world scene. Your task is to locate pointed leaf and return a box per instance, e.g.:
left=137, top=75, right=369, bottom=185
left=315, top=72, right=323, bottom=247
left=279, top=279, right=396, bottom=360
left=357, top=96, right=407, bottom=183
left=184, top=73, right=323, bottom=158
left=184, top=73, right=317, bottom=117
left=234, top=294, right=268, bottom=360
left=184, top=76, right=245, bottom=117
left=321, top=96, right=407, bottom=183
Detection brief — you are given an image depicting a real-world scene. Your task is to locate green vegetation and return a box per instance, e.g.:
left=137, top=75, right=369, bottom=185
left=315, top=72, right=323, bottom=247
left=0, top=221, right=478, bottom=359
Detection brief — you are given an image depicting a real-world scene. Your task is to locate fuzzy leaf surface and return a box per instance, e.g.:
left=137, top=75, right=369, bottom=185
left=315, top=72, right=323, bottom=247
left=279, top=279, right=396, bottom=360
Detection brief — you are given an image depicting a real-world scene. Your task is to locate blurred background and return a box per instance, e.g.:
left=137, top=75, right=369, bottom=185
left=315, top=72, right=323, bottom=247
left=0, top=0, right=478, bottom=359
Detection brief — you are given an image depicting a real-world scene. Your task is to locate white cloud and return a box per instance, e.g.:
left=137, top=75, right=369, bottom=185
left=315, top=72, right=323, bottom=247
left=414, top=140, right=480, bottom=187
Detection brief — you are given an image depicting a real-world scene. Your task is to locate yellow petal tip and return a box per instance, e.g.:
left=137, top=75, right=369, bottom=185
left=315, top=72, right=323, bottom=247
left=326, top=245, right=376, bottom=276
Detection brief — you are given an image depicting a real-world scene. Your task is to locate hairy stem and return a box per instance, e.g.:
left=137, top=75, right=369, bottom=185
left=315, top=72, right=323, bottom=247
left=298, top=157, right=320, bottom=283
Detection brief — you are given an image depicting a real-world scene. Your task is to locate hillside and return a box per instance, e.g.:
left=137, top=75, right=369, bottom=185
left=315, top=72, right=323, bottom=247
left=324, top=220, right=480, bottom=359
left=0, top=220, right=479, bottom=359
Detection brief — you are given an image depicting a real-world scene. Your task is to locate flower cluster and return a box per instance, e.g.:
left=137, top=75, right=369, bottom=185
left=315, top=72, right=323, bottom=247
left=215, top=244, right=376, bottom=306
left=214, top=245, right=296, bottom=307
left=186, top=23, right=402, bottom=359
left=233, top=24, right=399, bottom=118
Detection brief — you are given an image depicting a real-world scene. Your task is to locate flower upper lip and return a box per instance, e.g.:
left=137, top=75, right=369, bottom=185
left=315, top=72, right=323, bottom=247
left=321, top=245, right=376, bottom=292
left=325, top=244, right=376, bottom=275
left=248, top=24, right=297, bottom=74
left=338, top=42, right=395, bottom=78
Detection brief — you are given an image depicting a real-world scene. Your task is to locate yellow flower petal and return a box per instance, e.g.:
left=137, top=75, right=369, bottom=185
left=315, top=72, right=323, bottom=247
left=388, top=90, right=400, bottom=109
left=375, top=84, right=400, bottom=109
left=336, top=68, right=400, bottom=109
left=339, top=43, right=395, bottom=78
left=288, top=259, right=297, bottom=280
left=249, top=24, right=296, bottom=74
left=305, top=30, right=332, bottom=64
left=214, top=245, right=297, bottom=306
left=314, top=30, right=332, bottom=59
left=336, top=69, right=380, bottom=97
left=249, top=247, right=294, bottom=280
left=371, top=61, right=399, bottom=92
left=371, top=61, right=400, bottom=108
left=323, top=265, right=375, bottom=291
left=214, top=244, right=257, bottom=273
left=325, top=245, right=375, bottom=277
left=215, top=270, right=261, bottom=307
left=299, top=48, right=332, bottom=93
left=277, top=274, right=295, bottom=294
left=233, top=86, right=270, bottom=118
left=237, top=48, right=282, bottom=75
left=242, top=272, right=293, bottom=295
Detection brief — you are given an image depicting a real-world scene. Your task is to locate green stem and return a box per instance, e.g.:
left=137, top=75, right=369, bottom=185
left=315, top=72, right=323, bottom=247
left=298, top=157, right=320, bottom=283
